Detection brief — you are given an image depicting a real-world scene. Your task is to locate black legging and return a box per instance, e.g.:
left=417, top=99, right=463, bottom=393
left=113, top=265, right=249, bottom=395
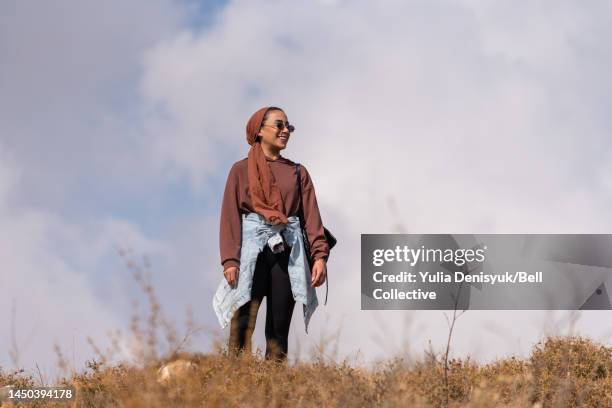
left=228, top=245, right=296, bottom=360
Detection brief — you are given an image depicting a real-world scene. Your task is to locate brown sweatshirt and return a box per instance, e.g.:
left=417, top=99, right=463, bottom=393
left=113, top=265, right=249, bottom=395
left=220, top=155, right=330, bottom=270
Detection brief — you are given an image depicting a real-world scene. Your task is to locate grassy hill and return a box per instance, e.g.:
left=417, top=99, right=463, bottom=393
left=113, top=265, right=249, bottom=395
left=1, top=336, right=610, bottom=407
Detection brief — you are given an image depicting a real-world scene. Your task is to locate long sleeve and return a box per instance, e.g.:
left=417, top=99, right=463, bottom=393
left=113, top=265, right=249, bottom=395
left=300, top=165, right=330, bottom=262
left=219, top=164, right=242, bottom=269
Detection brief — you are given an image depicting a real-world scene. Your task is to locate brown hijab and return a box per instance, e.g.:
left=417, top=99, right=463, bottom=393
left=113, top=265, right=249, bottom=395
left=245, top=107, right=289, bottom=225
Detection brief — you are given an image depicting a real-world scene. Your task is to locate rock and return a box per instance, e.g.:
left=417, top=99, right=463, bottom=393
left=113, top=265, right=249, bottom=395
left=156, top=359, right=197, bottom=385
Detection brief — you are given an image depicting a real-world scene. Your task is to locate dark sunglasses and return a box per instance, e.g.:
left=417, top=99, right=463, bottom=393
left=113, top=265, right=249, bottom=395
left=262, top=120, right=295, bottom=133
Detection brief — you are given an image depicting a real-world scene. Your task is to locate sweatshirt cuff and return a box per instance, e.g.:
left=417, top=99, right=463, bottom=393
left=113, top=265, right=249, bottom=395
left=222, top=259, right=240, bottom=270
left=312, top=253, right=329, bottom=263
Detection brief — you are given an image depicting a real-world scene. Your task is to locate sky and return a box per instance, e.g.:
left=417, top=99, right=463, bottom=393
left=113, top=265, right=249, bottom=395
left=1, top=0, right=612, bottom=380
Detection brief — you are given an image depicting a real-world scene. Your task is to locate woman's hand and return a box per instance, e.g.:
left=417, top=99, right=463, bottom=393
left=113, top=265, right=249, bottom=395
left=224, top=266, right=239, bottom=288
left=311, top=258, right=327, bottom=288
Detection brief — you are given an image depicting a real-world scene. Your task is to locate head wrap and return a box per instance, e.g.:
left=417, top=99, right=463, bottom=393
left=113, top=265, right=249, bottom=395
left=245, top=107, right=288, bottom=225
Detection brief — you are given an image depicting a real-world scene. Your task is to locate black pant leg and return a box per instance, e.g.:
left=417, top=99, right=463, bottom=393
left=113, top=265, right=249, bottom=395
left=228, top=249, right=269, bottom=355
left=264, top=246, right=296, bottom=360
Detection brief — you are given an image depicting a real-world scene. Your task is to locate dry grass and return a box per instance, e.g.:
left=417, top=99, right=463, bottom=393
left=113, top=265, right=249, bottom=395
left=1, top=251, right=611, bottom=407
left=1, top=336, right=610, bottom=407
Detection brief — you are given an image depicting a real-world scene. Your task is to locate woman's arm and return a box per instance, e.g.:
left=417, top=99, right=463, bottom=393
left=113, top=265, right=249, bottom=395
left=299, top=165, right=330, bottom=262
left=220, top=164, right=242, bottom=270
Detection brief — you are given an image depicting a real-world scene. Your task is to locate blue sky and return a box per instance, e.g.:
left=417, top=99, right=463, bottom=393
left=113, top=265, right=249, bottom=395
left=2, top=0, right=612, bottom=379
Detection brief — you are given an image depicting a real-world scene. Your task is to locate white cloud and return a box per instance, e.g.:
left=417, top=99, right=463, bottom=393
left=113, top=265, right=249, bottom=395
left=0, top=141, right=170, bottom=377
left=140, top=0, right=612, bottom=362
left=0, top=0, right=188, bottom=208
left=0, top=0, right=187, bottom=377
left=2, top=0, right=612, bottom=374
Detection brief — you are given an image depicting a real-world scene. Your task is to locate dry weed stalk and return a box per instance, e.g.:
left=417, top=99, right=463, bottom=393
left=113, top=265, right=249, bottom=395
left=115, top=246, right=204, bottom=366
left=9, top=298, right=20, bottom=368
left=310, top=312, right=343, bottom=364
left=441, top=288, right=467, bottom=407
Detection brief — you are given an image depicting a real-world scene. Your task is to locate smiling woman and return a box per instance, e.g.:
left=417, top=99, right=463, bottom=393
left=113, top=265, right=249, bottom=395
left=212, top=106, right=331, bottom=361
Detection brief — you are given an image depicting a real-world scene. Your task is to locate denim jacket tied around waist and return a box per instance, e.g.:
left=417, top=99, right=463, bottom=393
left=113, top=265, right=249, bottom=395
left=213, top=212, right=319, bottom=333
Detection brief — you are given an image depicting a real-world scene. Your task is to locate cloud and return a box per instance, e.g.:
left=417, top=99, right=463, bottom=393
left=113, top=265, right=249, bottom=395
left=0, top=0, right=190, bottom=376
left=139, top=0, right=612, bottom=362
left=0, top=0, right=188, bottom=210
left=2, top=0, right=612, bottom=374
left=0, top=142, right=163, bottom=376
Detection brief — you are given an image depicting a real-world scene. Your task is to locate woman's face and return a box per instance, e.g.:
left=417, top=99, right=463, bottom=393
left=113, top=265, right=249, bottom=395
left=257, top=110, right=291, bottom=152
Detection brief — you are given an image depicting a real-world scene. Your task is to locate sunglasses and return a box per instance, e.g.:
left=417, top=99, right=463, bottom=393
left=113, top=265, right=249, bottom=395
left=262, top=120, right=295, bottom=133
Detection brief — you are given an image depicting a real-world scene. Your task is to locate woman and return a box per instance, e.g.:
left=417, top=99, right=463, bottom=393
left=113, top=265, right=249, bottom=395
left=213, top=106, right=330, bottom=361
